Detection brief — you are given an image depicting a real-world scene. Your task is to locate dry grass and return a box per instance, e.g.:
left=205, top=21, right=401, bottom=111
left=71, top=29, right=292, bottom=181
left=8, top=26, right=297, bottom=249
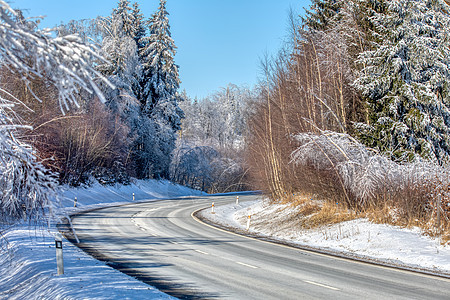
left=278, top=195, right=450, bottom=245
left=281, top=196, right=357, bottom=229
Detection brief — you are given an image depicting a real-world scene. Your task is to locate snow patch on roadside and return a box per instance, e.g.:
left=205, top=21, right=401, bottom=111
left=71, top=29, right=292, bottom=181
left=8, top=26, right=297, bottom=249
left=0, top=228, right=172, bottom=300
left=1, top=179, right=205, bottom=299
left=200, top=199, right=450, bottom=274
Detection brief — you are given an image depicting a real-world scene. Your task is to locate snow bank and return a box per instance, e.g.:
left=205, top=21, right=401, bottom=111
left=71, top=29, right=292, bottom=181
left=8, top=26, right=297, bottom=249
left=1, top=179, right=205, bottom=299
left=0, top=228, right=172, bottom=300
left=59, top=179, right=204, bottom=212
left=199, top=200, right=450, bottom=275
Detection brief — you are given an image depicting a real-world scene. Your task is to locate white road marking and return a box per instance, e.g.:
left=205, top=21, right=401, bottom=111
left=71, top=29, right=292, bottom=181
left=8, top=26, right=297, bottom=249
left=303, top=280, right=340, bottom=291
left=194, top=250, right=209, bottom=255
left=236, top=261, right=258, bottom=269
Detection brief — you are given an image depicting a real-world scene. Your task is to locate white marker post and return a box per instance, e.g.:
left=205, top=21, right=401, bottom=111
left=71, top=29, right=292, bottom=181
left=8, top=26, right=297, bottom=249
left=211, top=202, right=215, bottom=214
left=133, top=193, right=135, bottom=201
left=55, top=233, right=64, bottom=275
left=246, top=214, right=251, bottom=230
left=236, top=196, right=239, bottom=205
left=22, top=204, right=26, bottom=221
left=74, top=197, right=77, bottom=207
left=437, top=194, right=441, bottom=232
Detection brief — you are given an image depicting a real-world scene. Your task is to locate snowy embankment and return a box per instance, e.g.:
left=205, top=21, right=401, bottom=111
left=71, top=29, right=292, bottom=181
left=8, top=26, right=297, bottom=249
left=198, top=199, right=450, bottom=276
left=0, top=179, right=205, bottom=300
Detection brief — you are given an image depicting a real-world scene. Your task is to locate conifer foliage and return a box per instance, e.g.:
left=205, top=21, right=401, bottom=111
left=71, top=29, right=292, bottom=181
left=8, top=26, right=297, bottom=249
left=98, top=0, right=183, bottom=178
left=355, top=0, right=450, bottom=164
left=302, top=0, right=341, bottom=31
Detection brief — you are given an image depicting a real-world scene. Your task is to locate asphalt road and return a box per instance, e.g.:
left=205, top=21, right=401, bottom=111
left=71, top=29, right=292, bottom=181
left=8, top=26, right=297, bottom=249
left=69, top=194, right=450, bottom=299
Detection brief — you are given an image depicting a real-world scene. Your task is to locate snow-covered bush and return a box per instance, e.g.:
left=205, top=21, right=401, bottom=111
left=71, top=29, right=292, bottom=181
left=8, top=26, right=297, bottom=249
left=291, top=131, right=449, bottom=222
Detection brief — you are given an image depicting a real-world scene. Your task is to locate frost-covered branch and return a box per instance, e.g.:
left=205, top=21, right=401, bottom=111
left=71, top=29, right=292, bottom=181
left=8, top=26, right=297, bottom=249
left=0, top=89, right=58, bottom=225
left=291, top=131, right=443, bottom=209
left=0, top=0, right=112, bottom=226
left=0, top=1, right=113, bottom=113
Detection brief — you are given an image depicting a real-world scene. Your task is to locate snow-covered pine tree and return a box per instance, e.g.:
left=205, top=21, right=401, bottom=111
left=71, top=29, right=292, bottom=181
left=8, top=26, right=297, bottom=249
left=132, top=2, right=146, bottom=52
left=354, top=0, right=450, bottom=164
left=139, top=0, right=184, bottom=178
left=140, top=0, right=183, bottom=121
left=131, top=2, right=147, bottom=104
left=302, top=0, right=342, bottom=31
left=98, top=0, right=140, bottom=92
left=112, top=0, right=136, bottom=38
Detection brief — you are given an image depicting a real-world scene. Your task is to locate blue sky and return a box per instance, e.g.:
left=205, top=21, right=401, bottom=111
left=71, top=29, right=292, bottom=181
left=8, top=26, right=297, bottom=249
left=11, top=0, right=311, bottom=99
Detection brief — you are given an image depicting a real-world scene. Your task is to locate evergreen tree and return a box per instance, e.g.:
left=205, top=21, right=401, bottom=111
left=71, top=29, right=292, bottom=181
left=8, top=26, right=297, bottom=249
left=302, top=0, right=342, bottom=31
left=139, top=0, right=184, bottom=178
left=96, top=0, right=185, bottom=179
left=112, top=0, right=136, bottom=38
left=141, top=0, right=183, bottom=122
left=97, top=1, right=140, bottom=92
left=355, top=0, right=450, bottom=164
left=132, top=2, right=146, bottom=52
left=130, top=2, right=146, bottom=101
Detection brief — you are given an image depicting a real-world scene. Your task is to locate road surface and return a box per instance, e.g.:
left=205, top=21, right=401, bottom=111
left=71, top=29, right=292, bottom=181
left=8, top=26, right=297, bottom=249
left=69, top=194, right=450, bottom=299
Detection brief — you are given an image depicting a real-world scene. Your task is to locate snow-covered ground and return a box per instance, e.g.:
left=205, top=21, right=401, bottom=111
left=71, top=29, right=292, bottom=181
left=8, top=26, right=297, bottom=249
left=199, top=199, right=450, bottom=276
left=3, top=185, right=449, bottom=300
left=0, top=179, right=205, bottom=300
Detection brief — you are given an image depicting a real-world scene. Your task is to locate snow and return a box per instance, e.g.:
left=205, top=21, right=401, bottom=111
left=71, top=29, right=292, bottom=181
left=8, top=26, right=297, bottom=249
left=3, top=180, right=450, bottom=299
left=0, top=179, right=205, bottom=299
left=199, top=199, right=450, bottom=275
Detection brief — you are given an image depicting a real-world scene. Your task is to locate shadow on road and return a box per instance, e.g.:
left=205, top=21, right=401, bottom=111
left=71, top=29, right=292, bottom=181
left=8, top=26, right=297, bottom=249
left=58, top=217, right=222, bottom=299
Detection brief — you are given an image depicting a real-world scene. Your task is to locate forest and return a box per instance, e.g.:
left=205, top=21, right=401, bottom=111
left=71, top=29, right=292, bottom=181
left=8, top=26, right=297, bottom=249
left=246, top=0, right=450, bottom=241
left=1, top=0, right=450, bottom=242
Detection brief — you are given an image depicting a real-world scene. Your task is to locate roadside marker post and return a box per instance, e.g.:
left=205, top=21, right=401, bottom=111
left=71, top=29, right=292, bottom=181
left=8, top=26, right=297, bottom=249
left=236, top=196, right=239, bottom=205
left=211, top=202, right=215, bottom=214
left=437, top=194, right=441, bottom=232
left=74, top=197, right=77, bottom=207
left=133, top=193, right=135, bottom=201
left=21, top=204, right=26, bottom=221
left=246, top=214, right=251, bottom=230
left=55, top=233, right=64, bottom=275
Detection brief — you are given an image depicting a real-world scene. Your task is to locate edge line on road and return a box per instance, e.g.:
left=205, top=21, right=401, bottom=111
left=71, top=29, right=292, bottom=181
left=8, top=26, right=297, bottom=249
left=191, top=207, right=450, bottom=282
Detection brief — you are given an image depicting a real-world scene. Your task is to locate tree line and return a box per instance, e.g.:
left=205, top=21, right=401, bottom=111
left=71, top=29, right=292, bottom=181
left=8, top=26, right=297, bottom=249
left=246, top=0, right=450, bottom=235
left=171, top=84, right=254, bottom=193
left=1, top=0, right=183, bottom=187
left=0, top=0, right=187, bottom=227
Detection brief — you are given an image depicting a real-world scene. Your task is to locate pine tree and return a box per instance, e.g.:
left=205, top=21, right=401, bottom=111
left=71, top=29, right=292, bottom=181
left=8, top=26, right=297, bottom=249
left=355, top=0, right=450, bottom=164
left=139, top=0, right=184, bottom=178
left=303, top=0, right=342, bottom=31
left=132, top=2, right=146, bottom=51
left=97, top=1, right=140, bottom=93
left=112, top=0, right=136, bottom=38
left=140, top=0, right=183, bottom=121
left=130, top=2, right=146, bottom=102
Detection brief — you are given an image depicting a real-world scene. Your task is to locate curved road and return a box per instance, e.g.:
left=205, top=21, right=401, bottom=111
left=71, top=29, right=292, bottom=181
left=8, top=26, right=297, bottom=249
left=69, top=194, right=450, bottom=299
